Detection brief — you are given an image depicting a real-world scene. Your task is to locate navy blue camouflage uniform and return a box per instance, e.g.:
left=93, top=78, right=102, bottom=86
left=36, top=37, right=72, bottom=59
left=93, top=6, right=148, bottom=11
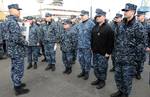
left=4, top=15, right=27, bottom=87
left=40, top=20, right=57, bottom=66
left=60, top=27, right=77, bottom=69
left=0, top=22, right=4, bottom=57
left=77, top=19, right=95, bottom=74
left=135, top=20, right=149, bottom=75
left=71, top=23, right=79, bottom=64
left=27, top=23, right=40, bottom=65
left=114, top=17, right=146, bottom=96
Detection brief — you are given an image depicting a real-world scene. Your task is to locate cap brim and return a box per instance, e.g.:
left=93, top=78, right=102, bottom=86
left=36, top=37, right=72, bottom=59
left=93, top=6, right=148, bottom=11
left=18, top=8, right=22, bottom=10
left=122, top=9, right=129, bottom=11
left=95, top=14, right=104, bottom=17
left=80, top=14, right=84, bottom=16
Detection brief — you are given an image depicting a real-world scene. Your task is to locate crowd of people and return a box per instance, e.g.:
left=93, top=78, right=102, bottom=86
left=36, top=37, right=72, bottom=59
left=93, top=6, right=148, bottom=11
left=0, top=2, right=150, bottom=97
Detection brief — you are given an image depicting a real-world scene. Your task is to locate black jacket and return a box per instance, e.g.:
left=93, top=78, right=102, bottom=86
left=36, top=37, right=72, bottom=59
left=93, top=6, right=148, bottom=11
left=91, top=21, right=114, bottom=56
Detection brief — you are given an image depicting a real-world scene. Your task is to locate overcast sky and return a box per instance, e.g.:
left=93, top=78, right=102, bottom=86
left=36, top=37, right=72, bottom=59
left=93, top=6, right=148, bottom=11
left=2, top=0, right=148, bottom=19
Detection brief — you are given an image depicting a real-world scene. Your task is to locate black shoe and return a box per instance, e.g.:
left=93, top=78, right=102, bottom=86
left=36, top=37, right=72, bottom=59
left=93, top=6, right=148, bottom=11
left=110, top=67, right=115, bottom=72
left=51, top=64, right=56, bottom=71
left=110, top=91, right=122, bottom=97
left=121, top=94, right=128, bottom=97
left=77, top=71, right=85, bottom=78
left=27, top=63, right=32, bottom=69
left=72, top=61, right=76, bottom=65
left=66, top=68, right=72, bottom=75
left=96, top=80, right=105, bottom=89
left=136, top=74, right=141, bottom=80
left=14, top=86, right=30, bottom=96
left=91, top=79, right=100, bottom=85
left=41, top=58, right=46, bottom=62
left=33, top=62, right=37, bottom=69
left=45, top=65, right=52, bottom=71
left=83, top=72, right=89, bottom=80
left=63, top=68, right=68, bottom=74
left=20, top=83, right=26, bottom=88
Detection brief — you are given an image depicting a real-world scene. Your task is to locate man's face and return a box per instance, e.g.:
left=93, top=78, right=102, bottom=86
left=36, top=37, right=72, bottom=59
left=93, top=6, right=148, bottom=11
left=114, top=17, right=122, bottom=23
left=96, top=15, right=105, bottom=23
left=63, top=24, right=70, bottom=29
left=124, top=10, right=135, bottom=19
left=137, top=14, right=145, bottom=22
left=9, top=8, right=20, bottom=17
left=80, top=15, right=88, bottom=21
left=45, top=16, right=52, bottom=22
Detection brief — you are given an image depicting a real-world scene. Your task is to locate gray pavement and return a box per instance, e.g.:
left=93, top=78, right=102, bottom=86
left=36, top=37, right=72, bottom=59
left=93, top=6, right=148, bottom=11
left=0, top=48, right=150, bottom=97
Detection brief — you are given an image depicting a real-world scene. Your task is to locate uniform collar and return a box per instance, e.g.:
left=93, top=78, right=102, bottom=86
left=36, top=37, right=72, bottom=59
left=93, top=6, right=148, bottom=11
left=123, top=16, right=136, bottom=26
left=7, top=15, right=19, bottom=22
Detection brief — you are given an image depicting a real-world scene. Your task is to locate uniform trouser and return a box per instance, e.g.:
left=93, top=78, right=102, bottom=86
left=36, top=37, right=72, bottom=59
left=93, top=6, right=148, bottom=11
left=149, top=53, right=150, bottom=65
left=3, top=40, right=8, bottom=54
left=115, top=62, right=134, bottom=96
left=78, top=48, right=92, bottom=73
left=72, top=49, right=77, bottom=62
left=41, top=42, right=46, bottom=57
left=44, top=43, right=56, bottom=65
left=135, top=60, right=144, bottom=74
left=27, top=46, right=39, bottom=64
left=62, top=51, right=73, bottom=68
left=93, top=53, right=108, bottom=81
left=0, top=44, right=4, bottom=58
left=11, top=55, right=24, bottom=87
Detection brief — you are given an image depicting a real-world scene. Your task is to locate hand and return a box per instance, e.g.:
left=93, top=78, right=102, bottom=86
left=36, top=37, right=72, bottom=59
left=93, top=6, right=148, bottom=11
left=105, top=53, right=110, bottom=57
left=37, top=43, right=40, bottom=46
left=146, top=47, right=150, bottom=52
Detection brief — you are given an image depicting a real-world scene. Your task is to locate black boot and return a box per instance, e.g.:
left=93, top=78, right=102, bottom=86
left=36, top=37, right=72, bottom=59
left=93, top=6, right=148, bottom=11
left=63, top=68, right=68, bottom=74
left=41, top=58, right=46, bottom=62
left=27, top=63, right=32, bottom=70
left=110, top=91, right=122, bottom=97
left=96, top=80, right=105, bottom=89
left=110, top=67, right=115, bottom=72
left=45, top=65, right=52, bottom=71
left=33, top=62, right=37, bottom=69
left=121, top=94, right=128, bottom=97
left=91, top=79, right=100, bottom=85
left=51, top=64, right=56, bottom=71
left=136, top=73, right=142, bottom=80
left=77, top=71, right=85, bottom=78
left=14, top=86, right=30, bottom=96
left=66, top=67, right=72, bottom=74
left=83, top=72, right=89, bottom=80
left=20, top=83, right=26, bottom=88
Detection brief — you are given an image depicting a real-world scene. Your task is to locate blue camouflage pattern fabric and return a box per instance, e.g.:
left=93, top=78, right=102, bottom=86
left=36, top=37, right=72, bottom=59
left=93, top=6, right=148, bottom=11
left=0, top=22, right=3, bottom=44
left=77, top=19, right=95, bottom=49
left=110, top=21, right=120, bottom=68
left=114, top=17, right=146, bottom=96
left=40, top=20, right=57, bottom=65
left=4, top=15, right=27, bottom=87
left=60, top=27, right=77, bottom=68
left=77, top=19, right=95, bottom=73
left=0, top=22, right=4, bottom=57
left=93, top=53, right=108, bottom=80
left=71, top=23, right=79, bottom=63
left=27, top=23, right=40, bottom=64
left=135, top=21, right=150, bottom=74
left=115, top=63, right=134, bottom=95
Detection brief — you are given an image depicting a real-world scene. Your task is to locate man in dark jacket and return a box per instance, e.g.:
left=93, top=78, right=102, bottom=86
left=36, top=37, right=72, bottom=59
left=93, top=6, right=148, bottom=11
left=91, top=8, right=114, bottom=89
